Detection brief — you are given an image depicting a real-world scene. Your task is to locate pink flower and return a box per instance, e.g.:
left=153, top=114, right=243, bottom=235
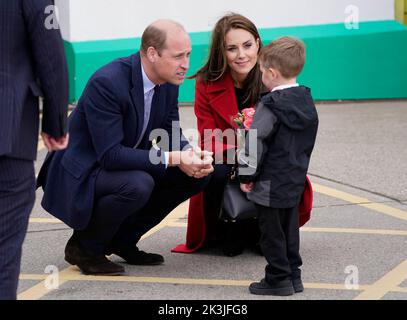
left=232, top=107, right=256, bottom=129
left=241, top=108, right=255, bottom=120
left=243, top=117, right=253, bottom=128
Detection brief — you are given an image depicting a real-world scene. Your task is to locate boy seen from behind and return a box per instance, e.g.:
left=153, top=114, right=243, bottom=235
left=238, top=36, right=319, bottom=296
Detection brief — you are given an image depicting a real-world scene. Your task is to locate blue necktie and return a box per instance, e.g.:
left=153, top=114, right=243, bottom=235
left=134, top=85, right=159, bottom=148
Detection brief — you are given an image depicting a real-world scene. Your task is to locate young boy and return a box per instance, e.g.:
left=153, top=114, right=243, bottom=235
left=238, top=36, right=319, bottom=296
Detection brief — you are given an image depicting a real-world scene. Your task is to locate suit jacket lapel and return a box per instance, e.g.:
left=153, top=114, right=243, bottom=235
left=130, top=53, right=145, bottom=144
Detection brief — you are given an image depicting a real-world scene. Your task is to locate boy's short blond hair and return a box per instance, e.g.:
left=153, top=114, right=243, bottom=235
left=259, top=36, right=305, bottom=78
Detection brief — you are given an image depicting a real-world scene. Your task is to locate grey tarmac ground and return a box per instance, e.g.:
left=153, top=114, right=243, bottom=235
left=17, top=100, right=407, bottom=301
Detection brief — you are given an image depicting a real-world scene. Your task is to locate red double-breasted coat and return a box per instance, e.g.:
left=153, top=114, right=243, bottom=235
left=172, top=73, right=313, bottom=253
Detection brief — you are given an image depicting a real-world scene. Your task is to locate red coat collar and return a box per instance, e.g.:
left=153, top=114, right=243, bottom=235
left=206, top=72, right=240, bottom=129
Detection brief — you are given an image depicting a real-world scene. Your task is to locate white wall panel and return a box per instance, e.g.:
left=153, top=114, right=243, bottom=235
left=56, top=0, right=395, bottom=42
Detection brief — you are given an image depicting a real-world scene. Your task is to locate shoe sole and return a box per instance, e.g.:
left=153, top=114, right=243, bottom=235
left=123, top=260, right=164, bottom=266
left=113, top=253, right=164, bottom=266
left=65, top=255, right=125, bottom=276
left=294, top=286, right=304, bottom=293
left=249, top=286, right=294, bottom=296
left=293, top=281, right=304, bottom=293
left=81, top=270, right=125, bottom=276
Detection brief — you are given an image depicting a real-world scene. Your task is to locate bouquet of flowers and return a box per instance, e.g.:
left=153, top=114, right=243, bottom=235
left=232, top=107, right=255, bottom=129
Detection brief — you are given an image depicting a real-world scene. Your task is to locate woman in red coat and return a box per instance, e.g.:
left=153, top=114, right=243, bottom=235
left=172, top=13, right=312, bottom=256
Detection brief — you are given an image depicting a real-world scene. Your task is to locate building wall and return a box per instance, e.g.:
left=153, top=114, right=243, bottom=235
left=54, top=0, right=407, bottom=102
left=56, top=0, right=395, bottom=41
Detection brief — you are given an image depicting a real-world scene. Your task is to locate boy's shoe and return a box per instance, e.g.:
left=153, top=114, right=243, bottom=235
left=292, top=278, right=304, bottom=293
left=249, top=278, right=294, bottom=296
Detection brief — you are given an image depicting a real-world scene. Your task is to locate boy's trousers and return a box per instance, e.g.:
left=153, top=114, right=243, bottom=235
left=255, top=205, right=302, bottom=285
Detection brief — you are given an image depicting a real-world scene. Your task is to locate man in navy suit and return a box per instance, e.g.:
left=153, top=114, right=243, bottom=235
left=0, top=0, right=69, bottom=299
left=38, top=20, right=214, bottom=275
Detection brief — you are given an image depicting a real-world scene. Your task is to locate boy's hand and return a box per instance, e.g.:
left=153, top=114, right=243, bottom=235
left=240, top=182, right=253, bottom=193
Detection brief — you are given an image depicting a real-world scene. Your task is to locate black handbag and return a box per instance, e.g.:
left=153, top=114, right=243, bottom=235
left=220, top=168, right=258, bottom=221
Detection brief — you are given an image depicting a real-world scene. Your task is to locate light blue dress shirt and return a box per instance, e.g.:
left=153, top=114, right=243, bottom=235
left=136, top=63, right=169, bottom=167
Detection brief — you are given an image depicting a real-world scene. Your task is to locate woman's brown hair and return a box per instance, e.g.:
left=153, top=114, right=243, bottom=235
left=190, top=13, right=263, bottom=106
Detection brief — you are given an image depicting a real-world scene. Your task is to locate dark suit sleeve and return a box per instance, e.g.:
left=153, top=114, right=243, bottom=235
left=23, top=0, right=68, bottom=138
left=84, top=76, right=166, bottom=175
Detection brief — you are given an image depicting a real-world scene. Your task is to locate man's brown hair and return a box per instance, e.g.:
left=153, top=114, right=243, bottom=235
left=259, top=36, right=305, bottom=78
left=141, top=20, right=185, bottom=56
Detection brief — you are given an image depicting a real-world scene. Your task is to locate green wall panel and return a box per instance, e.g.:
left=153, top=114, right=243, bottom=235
left=64, top=20, right=407, bottom=103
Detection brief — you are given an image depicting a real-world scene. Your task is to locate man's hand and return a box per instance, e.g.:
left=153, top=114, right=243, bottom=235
left=41, top=132, right=69, bottom=151
left=168, top=149, right=214, bottom=178
left=240, top=182, right=253, bottom=193
left=191, top=147, right=214, bottom=178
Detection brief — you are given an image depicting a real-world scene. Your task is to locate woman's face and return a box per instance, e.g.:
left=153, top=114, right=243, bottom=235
left=225, top=28, right=260, bottom=83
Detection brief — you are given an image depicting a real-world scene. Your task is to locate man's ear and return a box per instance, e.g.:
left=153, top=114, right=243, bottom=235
left=146, top=47, right=158, bottom=63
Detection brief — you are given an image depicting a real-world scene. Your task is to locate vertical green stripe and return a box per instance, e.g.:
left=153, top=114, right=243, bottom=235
left=395, top=0, right=404, bottom=23
left=405, top=0, right=407, bottom=24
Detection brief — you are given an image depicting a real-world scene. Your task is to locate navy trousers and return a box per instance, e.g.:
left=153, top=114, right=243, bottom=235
left=255, top=205, right=302, bottom=285
left=75, top=167, right=210, bottom=254
left=0, top=157, right=35, bottom=300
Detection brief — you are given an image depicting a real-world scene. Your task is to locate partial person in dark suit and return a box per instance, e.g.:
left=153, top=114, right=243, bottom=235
left=0, top=0, right=69, bottom=300
left=37, top=19, right=214, bottom=276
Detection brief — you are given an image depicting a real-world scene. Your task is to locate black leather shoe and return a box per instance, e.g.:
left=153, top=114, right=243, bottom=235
left=222, top=242, right=244, bottom=257
left=222, top=221, right=245, bottom=257
left=249, top=278, right=294, bottom=296
left=112, top=247, right=164, bottom=265
left=65, top=236, right=125, bottom=276
left=292, top=278, right=304, bottom=293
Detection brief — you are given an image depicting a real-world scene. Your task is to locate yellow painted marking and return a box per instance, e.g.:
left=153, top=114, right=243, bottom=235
left=19, top=274, right=46, bottom=281
left=168, top=221, right=407, bottom=236
left=22, top=179, right=407, bottom=299
left=18, top=200, right=190, bottom=300
left=354, top=260, right=407, bottom=300
left=17, top=267, right=364, bottom=289
left=18, top=268, right=71, bottom=300
left=140, top=201, right=188, bottom=240
left=313, top=183, right=407, bottom=221
left=29, top=218, right=63, bottom=224
left=301, top=227, right=407, bottom=236
left=37, top=137, right=45, bottom=151
left=167, top=221, right=188, bottom=227
left=19, top=269, right=407, bottom=294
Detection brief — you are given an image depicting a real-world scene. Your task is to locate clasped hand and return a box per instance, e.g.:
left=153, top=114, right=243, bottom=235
left=178, top=147, right=214, bottom=179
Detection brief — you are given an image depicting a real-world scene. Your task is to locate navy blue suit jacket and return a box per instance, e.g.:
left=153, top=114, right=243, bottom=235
left=0, top=0, right=68, bottom=160
left=38, top=52, right=189, bottom=229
